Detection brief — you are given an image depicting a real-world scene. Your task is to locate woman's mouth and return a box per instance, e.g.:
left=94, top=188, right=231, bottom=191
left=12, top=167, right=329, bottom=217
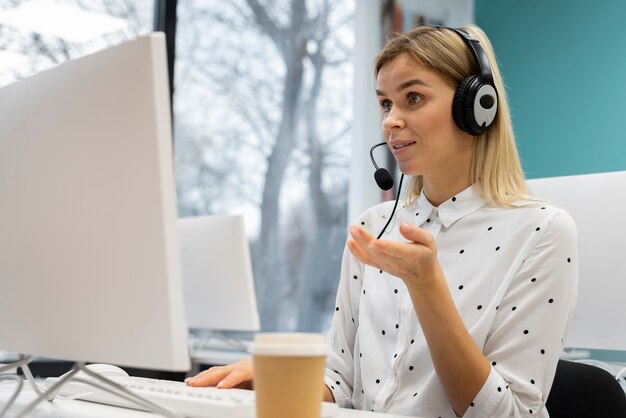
left=392, top=141, right=416, bottom=150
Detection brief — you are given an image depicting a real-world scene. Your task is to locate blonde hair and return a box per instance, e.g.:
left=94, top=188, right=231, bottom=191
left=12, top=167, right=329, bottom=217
left=375, top=25, right=529, bottom=207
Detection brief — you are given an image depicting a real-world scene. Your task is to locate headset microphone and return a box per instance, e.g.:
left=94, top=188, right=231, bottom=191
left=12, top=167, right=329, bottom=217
left=369, top=141, right=404, bottom=239
left=370, top=142, right=394, bottom=190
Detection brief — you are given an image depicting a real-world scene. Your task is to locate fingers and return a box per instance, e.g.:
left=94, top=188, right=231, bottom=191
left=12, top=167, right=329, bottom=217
left=348, top=223, right=433, bottom=264
left=399, top=223, right=435, bottom=250
left=185, top=365, right=232, bottom=387
left=347, top=237, right=378, bottom=267
left=347, top=225, right=376, bottom=253
left=185, top=358, right=253, bottom=388
left=349, top=223, right=433, bottom=250
left=219, top=364, right=254, bottom=389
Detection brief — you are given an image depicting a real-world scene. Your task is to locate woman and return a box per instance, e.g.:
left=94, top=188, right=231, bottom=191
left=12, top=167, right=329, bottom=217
left=187, top=25, right=578, bottom=418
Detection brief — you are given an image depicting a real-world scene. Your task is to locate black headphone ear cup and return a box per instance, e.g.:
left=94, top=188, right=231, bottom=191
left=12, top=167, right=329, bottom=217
left=452, top=76, right=478, bottom=135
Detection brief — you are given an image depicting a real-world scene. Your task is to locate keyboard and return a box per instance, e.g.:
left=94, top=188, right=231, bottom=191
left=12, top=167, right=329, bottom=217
left=45, top=374, right=340, bottom=418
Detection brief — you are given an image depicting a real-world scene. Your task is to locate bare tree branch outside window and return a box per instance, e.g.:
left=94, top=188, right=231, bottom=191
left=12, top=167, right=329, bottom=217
left=175, top=0, right=355, bottom=332
left=0, top=0, right=153, bottom=86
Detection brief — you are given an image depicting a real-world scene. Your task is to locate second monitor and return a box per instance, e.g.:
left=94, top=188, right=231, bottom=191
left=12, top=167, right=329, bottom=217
left=178, top=214, right=260, bottom=332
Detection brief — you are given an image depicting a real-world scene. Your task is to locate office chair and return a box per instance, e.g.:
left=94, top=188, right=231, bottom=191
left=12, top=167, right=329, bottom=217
left=545, top=359, right=626, bottom=418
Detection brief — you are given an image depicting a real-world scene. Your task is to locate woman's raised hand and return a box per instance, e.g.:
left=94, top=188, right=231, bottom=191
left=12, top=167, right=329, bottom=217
left=347, top=222, right=442, bottom=290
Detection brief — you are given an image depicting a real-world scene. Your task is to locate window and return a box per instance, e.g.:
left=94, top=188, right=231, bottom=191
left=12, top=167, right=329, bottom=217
left=0, top=0, right=153, bottom=87
left=174, top=0, right=355, bottom=332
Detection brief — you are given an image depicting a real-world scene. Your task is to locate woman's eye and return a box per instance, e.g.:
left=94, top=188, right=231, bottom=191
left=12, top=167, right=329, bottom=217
left=408, top=92, right=421, bottom=105
left=380, top=99, right=392, bottom=112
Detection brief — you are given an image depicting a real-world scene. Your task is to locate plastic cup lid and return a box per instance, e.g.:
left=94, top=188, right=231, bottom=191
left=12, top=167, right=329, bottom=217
left=249, top=333, right=328, bottom=356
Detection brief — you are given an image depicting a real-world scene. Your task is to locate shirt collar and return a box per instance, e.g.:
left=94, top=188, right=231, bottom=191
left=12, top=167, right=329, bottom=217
left=414, top=184, right=487, bottom=229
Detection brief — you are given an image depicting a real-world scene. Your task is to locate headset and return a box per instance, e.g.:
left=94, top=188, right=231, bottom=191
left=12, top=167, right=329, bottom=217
left=447, top=27, right=499, bottom=136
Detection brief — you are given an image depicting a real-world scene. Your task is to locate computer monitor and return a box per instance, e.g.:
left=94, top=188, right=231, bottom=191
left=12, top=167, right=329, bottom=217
left=527, top=171, right=626, bottom=351
left=178, top=214, right=260, bottom=332
left=0, top=33, right=190, bottom=371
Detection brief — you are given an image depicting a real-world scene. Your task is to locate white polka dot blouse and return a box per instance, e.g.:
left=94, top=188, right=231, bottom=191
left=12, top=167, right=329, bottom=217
left=324, top=184, right=578, bottom=418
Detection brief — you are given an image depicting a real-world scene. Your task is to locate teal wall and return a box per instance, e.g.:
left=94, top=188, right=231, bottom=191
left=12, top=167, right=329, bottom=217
left=475, top=0, right=626, bottom=179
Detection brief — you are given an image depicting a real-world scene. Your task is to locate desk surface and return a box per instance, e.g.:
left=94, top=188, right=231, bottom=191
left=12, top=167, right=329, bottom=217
left=0, top=384, right=416, bottom=418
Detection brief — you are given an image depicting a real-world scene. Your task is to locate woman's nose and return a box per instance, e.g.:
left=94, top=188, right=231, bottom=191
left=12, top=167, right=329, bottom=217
left=382, top=108, right=405, bottom=131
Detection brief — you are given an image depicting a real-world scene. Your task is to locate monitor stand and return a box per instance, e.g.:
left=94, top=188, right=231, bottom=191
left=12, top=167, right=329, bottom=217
left=0, top=354, right=183, bottom=418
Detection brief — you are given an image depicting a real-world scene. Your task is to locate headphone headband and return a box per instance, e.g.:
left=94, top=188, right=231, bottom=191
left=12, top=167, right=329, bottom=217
left=446, top=27, right=493, bottom=83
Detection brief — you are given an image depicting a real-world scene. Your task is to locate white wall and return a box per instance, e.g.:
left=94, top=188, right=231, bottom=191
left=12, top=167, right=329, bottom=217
left=349, top=0, right=383, bottom=222
left=398, top=0, right=473, bottom=27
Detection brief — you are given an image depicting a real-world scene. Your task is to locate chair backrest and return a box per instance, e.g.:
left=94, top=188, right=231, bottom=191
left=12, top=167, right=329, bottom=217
left=527, top=171, right=626, bottom=351
left=546, top=359, right=626, bottom=418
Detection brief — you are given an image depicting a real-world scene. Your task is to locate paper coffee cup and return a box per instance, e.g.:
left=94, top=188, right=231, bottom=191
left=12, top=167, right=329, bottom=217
left=250, top=333, right=328, bottom=418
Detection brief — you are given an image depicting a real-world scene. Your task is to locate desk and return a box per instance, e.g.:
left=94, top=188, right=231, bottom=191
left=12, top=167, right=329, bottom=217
left=0, top=384, right=416, bottom=418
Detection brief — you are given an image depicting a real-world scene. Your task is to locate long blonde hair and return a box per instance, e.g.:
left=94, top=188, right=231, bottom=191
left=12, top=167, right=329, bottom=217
left=375, top=25, right=528, bottom=207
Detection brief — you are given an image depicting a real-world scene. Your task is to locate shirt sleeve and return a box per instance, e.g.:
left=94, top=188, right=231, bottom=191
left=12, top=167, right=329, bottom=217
left=464, top=209, right=579, bottom=418
left=324, top=242, right=364, bottom=409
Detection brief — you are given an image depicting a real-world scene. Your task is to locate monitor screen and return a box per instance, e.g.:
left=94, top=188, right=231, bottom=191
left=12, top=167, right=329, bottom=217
left=0, top=33, right=190, bottom=371
left=178, top=214, right=260, bottom=332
